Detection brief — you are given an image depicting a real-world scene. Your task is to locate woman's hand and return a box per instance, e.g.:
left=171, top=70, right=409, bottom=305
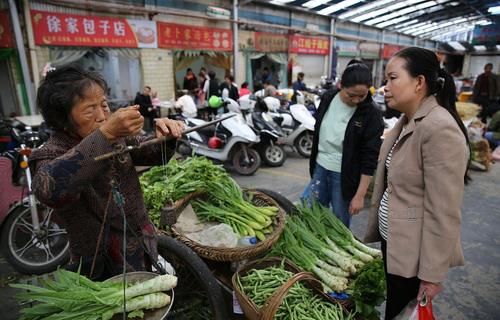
left=100, top=105, right=144, bottom=141
left=154, top=118, right=185, bottom=139
left=418, top=280, right=443, bottom=303
left=349, top=194, right=364, bottom=215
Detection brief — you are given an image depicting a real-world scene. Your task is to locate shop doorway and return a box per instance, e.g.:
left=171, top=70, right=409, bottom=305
left=251, top=55, right=283, bottom=90
left=173, top=52, right=232, bottom=97
left=74, top=50, right=141, bottom=104
left=0, top=58, right=19, bottom=117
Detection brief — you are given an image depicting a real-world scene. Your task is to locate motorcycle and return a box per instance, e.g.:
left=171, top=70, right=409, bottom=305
left=0, top=121, right=70, bottom=274
left=176, top=97, right=262, bottom=175
left=239, top=96, right=287, bottom=167
left=263, top=96, right=316, bottom=158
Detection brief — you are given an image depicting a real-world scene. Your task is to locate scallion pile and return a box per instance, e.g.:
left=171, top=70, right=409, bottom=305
left=10, top=269, right=177, bottom=320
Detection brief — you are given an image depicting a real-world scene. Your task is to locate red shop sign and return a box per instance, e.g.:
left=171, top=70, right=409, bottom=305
left=31, top=10, right=138, bottom=47
left=157, top=22, right=232, bottom=51
left=0, top=11, right=14, bottom=48
left=290, top=35, right=329, bottom=55
left=382, top=44, right=402, bottom=59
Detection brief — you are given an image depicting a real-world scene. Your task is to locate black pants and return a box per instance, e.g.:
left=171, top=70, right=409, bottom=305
left=381, top=239, right=420, bottom=320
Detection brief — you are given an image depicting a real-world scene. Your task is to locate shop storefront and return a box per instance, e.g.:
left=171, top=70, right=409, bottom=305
left=244, top=32, right=289, bottom=90
left=156, top=22, right=233, bottom=97
left=289, top=34, right=329, bottom=87
left=334, top=39, right=359, bottom=76
left=30, top=9, right=158, bottom=106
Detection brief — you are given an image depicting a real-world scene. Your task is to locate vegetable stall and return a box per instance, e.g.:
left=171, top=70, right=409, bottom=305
left=11, top=156, right=385, bottom=320
left=139, top=156, right=387, bottom=319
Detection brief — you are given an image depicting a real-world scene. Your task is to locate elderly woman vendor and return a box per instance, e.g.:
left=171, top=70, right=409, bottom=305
left=30, top=65, right=184, bottom=280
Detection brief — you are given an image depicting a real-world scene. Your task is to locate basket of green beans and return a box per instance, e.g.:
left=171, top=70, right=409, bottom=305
left=232, top=257, right=353, bottom=320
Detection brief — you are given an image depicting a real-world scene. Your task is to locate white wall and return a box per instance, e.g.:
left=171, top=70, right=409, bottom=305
left=467, top=55, right=500, bottom=79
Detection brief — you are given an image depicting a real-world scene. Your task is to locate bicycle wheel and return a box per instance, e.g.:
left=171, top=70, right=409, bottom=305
left=0, top=203, right=70, bottom=274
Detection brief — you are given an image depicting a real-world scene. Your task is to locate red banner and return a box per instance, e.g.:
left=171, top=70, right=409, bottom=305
left=290, top=35, right=329, bottom=55
left=0, top=11, right=14, bottom=48
left=382, top=44, right=401, bottom=59
left=255, top=32, right=289, bottom=52
left=157, top=22, right=232, bottom=51
left=31, top=10, right=138, bottom=47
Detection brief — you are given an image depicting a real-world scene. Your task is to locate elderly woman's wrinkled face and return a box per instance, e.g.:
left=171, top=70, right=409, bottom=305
left=70, top=83, right=109, bottom=139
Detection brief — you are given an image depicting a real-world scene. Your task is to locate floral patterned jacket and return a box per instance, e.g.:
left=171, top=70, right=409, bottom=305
left=30, top=129, right=175, bottom=274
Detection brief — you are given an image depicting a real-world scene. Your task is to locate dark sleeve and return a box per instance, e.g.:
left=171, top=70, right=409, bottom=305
left=472, top=75, right=481, bottom=100
left=359, top=108, right=384, bottom=176
left=128, top=135, right=176, bottom=166
left=32, top=130, right=115, bottom=209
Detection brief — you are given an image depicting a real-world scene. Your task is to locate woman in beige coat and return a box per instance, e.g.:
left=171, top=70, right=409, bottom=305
left=364, top=47, right=470, bottom=319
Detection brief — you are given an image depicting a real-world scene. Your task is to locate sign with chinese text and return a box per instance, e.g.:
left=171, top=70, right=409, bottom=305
left=335, top=40, right=358, bottom=57
left=255, top=32, right=288, bottom=52
left=382, top=44, right=401, bottom=59
left=359, top=42, right=380, bottom=59
left=0, top=11, right=14, bottom=48
left=290, top=35, right=329, bottom=55
left=157, top=22, right=232, bottom=51
left=31, top=10, right=140, bottom=48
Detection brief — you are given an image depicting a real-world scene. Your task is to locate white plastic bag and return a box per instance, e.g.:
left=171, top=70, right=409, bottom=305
left=393, top=299, right=418, bottom=320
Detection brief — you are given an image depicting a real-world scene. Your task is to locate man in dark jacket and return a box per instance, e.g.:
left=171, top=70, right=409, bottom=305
left=219, top=75, right=239, bottom=101
left=473, top=63, right=500, bottom=122
left=134, top=85, right=156, bottom=132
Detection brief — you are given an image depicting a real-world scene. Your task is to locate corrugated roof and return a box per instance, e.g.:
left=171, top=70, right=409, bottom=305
left=267, top=0, right=499, bottom=41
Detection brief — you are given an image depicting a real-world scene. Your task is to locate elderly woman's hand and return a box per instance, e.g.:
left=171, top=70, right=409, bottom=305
left=154, top=118, right=185, bottom=139
left=100, top=105, right=144, bottom=141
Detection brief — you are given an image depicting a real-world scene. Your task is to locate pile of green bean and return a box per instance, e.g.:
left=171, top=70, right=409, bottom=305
left=236, top=265, right=355, bottom=320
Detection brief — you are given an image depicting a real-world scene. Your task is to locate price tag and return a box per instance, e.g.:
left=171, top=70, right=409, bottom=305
left=233, top=291, right=244, bottom=314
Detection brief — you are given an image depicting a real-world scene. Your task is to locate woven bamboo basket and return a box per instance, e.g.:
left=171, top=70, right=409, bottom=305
left=159, top=191, right=204, bottom=226
left=169, top=191, right=286, bottom=262
left=232, top=257, right=345, bottom=320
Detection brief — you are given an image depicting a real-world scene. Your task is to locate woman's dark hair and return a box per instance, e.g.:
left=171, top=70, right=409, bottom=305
left=36, top=64, right=107, bottom=132
left=340, top=60, right=372, bottom=88
left=394, top=46, right=470, bottom=183
left=241, top=82, right=249, bottom=88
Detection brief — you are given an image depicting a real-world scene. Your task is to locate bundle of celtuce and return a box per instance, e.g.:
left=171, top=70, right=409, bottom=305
left=10, top=269, right=177, bottom=320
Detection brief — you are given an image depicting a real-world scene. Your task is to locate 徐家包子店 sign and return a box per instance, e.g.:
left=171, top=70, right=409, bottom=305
left=30, top=10, right=156, bottom=48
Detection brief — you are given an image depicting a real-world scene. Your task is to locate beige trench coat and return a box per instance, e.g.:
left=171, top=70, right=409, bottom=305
left=364, top=96, right=468, bottom=283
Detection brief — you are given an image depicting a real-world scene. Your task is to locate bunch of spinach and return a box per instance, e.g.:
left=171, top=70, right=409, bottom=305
left=139, top=156, right=230, bottom=225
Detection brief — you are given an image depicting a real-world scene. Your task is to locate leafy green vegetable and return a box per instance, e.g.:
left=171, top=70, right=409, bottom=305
left=140, top=156, right=229, bottom=225
left=347, top=259, right=386, bottom=320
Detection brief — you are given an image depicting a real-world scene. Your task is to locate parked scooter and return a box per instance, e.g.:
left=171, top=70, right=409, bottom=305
left=263, top=96, right=315, bottom=157
left=239, top=96, right=287, bottom=167
left=0, top=121, right=69, bottom=274
left=176, top=96, right=262, bottom=175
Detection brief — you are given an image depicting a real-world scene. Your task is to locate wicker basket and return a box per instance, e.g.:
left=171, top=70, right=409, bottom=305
left=232, top=257, right=343, bottom=320
left=159, top=191, right=203, bottom=226
left=169, top=191, right=286, bottom=262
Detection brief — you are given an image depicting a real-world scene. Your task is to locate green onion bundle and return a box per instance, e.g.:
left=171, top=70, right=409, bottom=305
left=269, top=201, right=386, bottom=319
